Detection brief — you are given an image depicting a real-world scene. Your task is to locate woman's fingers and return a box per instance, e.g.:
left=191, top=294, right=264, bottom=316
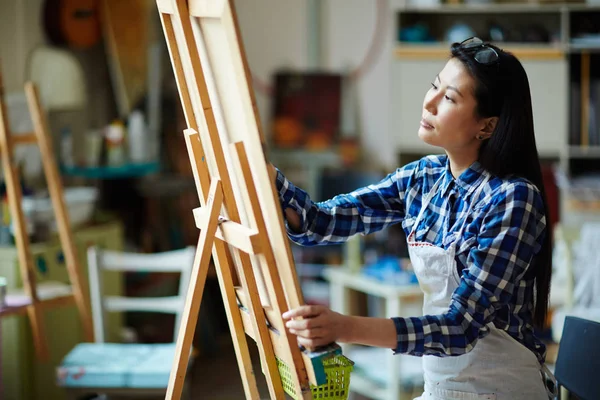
left=285, top=314, right=322, bottom=330
left=282, top=305, right=341, bottom=350
left=296, top=335, right=333, bottom=350
left=288, top=326, right=326, bottom=339
left=282, top=305, right=324, bottom=320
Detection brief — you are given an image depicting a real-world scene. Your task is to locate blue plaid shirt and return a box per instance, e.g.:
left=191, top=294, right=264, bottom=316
left=276, top=154, right=547, bottom=363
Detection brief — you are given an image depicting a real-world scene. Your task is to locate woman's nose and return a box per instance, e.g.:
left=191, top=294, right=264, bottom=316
left=424, top=95, right=437, bottom=115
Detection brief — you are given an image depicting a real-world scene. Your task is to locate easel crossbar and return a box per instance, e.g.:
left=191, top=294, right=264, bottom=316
left=192, top=207, right=261, bottom=254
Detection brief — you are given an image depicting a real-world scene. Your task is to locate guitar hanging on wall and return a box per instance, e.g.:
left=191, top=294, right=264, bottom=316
left=43, top=0, right=102, bottom=49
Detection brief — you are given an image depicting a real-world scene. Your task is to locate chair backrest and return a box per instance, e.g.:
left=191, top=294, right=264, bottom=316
left=87, top=246, right=196, bottom=343
left=554, top=316, right=600, bottom=400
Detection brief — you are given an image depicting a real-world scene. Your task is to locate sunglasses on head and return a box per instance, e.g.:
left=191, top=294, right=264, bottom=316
left=459, top=37, right=499, bottom=66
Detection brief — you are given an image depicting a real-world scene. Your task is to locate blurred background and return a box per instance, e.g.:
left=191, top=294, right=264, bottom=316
left=0, top=0, right=598, bottom=399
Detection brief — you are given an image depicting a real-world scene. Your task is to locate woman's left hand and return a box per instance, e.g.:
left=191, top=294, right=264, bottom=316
left=282, top=305, right=349, bottom=350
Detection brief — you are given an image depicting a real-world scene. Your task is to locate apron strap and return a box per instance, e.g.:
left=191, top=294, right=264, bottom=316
left=409, top=175, right=445, bottom=238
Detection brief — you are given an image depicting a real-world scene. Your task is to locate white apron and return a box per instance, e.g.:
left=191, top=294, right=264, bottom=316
left=408, top=174, right=556, bottom=400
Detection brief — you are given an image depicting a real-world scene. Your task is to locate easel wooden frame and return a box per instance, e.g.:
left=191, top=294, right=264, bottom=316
left=0, top=76, right=94, bottom=360
left=157, top=1, right=341, bottom=399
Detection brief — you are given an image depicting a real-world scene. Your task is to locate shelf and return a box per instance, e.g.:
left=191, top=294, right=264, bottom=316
left=0, top=281, right=75, bottom=317
left=562, top=3, right=600, bottom=12
left=323, top=267, right=422, bottom=299
left=395, top=43, right=564, bottom=60
left=569, top=44, right=600, bottom=53
left=60, top=162, right=160, bottom=179
left=568, top=146, right=600, bottom=158
left=0, top=294, right=75, bottom=317
left=395, top=3, right=600, bottom=14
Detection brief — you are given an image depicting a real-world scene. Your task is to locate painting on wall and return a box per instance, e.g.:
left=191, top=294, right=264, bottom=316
left=271, top=71, right=342, bottom=151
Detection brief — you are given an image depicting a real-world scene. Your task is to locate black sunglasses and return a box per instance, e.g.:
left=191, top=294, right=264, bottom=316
left=460, top=37, right=499, bottom=66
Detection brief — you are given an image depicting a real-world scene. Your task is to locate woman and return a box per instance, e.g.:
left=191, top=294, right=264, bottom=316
left=273, top=38, right=557, bottom=399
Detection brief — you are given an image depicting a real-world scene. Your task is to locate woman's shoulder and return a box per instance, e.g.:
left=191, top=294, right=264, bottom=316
left=484, top=173, right=544, bottom=206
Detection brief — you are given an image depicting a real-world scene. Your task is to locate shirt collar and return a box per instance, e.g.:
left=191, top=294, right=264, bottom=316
left=440, top=157, right=487, bottom=198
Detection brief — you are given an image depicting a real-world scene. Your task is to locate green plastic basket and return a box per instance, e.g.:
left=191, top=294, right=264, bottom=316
left=276, top=354, right=354, bottom=400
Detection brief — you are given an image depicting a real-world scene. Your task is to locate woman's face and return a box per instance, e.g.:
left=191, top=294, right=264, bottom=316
left=418, top=58, right=487, bottom=152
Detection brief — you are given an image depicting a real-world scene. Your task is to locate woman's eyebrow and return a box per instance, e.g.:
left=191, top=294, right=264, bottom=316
left=436, top=74, right=464, bottom=98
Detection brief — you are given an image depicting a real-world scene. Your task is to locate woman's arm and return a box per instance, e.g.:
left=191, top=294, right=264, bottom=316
left=269, top=163, right=301, bottom=232
left=282, top=306, right=397, bottom=350
left=269, top=163, right=411, bottom=246
left=284, top=181, right=546, bottom=355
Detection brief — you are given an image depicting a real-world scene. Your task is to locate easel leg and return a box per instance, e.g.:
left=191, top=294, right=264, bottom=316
left=183, top=129, right=261, bottom=399
left=213, top=241, right=263, bottom=399
left=0, top=74, right=48, bottom=360
left=166, top=179, right=223, bottom=400
left=25, top=82, right=94, bottom=342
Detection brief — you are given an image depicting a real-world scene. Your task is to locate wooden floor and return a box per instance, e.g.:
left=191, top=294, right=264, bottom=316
left=188, top=337, right=271, bottom=399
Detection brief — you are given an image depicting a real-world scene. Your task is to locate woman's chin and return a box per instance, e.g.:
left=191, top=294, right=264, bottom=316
left=418, top=129, right=437, bottom=146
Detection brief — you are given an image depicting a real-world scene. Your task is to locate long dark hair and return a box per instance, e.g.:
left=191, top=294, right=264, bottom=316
left=451, top=41, right=551, bottom=329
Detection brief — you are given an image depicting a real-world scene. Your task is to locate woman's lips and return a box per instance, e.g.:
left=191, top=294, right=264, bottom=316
left=420, top=119, right=434, bottom=130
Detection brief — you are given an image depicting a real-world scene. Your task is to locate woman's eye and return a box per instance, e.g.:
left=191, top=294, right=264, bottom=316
left=430, top=82, right=437, bottom=90
left=444, top=95, right=454, bottom=103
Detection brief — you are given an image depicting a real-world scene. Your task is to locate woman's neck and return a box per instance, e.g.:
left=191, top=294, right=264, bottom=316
left=446, top=150, right=478, bottom=179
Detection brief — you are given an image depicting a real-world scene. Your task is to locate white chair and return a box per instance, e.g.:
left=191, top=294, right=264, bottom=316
left=57, top=246, right=196, bottom=399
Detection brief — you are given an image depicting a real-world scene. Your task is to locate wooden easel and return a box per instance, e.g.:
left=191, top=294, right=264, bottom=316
left=0, top=74, right=94, bottom=360
left=157, top=1, right=350, bottom=399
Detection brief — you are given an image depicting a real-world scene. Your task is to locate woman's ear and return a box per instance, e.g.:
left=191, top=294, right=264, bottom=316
left=477, top=116, right=498, bottom=140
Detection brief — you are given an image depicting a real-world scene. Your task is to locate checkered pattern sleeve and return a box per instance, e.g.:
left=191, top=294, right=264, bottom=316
left=274, top=164, right=418, bottom=246
left=391, top=181, right=546, bottom=357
